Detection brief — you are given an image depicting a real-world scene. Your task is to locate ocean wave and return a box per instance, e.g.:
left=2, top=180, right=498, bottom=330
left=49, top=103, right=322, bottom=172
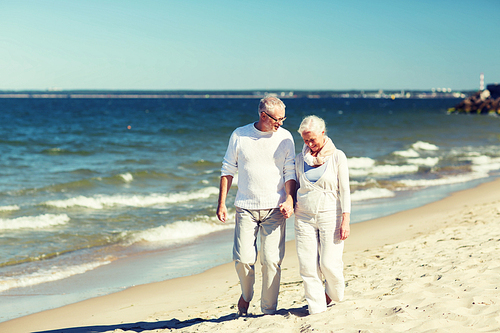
left=43, top=187, right=219, bottom=209
left=348, top=157, right=376, bottom=169
left=19, top=170, right=180, bottom=196
left=0, top=205, right=20, bottom=211
left=0, top=260, right=111, bottom=293
left=347, top=157, right=419, bottom=176
left=411, top=141, right=439, bottom=151
left=0, top=214, right=70, bottom=230
left=351, top=188, right=395, bottom=201
left=180, top=159, right=221, bottom=170
left=393, top=148, right=420, bottom=158
left=349, top=164, right=419, bottom=177
left=407, top=157, right=440, bottom=166
left=131, top=170, right=185, bottom=180
left=119, top=172, right=134, bottom=182
left=126, top=219, right=233, bottom=245
left=41, top=147, right=93, bottom=156
left=468, top=156, right=500, bottom=173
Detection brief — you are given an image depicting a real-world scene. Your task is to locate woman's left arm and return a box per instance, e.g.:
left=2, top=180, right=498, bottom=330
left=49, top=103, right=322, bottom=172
left=338, top=151, right=351, bottom=240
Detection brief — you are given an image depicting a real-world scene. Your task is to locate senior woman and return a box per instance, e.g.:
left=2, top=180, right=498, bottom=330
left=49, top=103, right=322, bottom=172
left=294, top=115, right=351, bottom=315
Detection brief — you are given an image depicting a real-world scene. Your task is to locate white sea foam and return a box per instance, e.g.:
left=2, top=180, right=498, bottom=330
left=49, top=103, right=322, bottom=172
left=471, top=160, right=500, bottom=174
left=372, top=164, right=419, bottom=175
left=349, top=164, right=419, bottom=177
left=454, top=155, right=500, bottom=174
left=398, top=155, right=500, bottom=188
left=119, top=172, right=134, bottom=182
left=412, top=141, right=439, bottom=151
left=0, top=214, right=70, bottom=230
left=393, top=148, right=420, bottom=158
left=0, top=205, right=20, bottom=211
left=0, top=260, right=111, bottom=293
left=349, top=180, right=366, bottom=186
left=127, top=220, right=233, bottom=245
left=348, top=157, right=376, bottom=169
left=407, top=157, right=440, bottom=166
left=469, top=155, right=500, bottom=166
left=351, top=188, right=395, bottom=201
left=472, top=163, right=500, bottom=173
left=44, top=187, right=219, bottom=209
left=348, top=156, right=418, bottom=177
left=467, top=155, right=491, bottom=164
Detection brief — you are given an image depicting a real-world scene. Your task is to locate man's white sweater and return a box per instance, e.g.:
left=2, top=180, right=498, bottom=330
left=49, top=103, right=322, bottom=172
left=221, top=123, right=296, bottom=210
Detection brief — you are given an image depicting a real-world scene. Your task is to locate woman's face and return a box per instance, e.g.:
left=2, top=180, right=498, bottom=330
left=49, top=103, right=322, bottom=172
left=301, top=130, right=325, bottom=153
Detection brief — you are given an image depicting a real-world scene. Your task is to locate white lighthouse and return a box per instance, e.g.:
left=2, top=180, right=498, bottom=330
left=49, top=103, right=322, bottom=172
left=480, top=73, right=484, bottom=91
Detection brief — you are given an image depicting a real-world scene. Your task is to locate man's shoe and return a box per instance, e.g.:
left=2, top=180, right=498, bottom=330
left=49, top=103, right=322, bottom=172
left=237, top=295, right=249, bottom=316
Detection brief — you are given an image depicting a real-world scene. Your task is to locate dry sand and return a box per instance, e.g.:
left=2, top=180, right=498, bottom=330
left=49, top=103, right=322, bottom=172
left=1, top=178, right=500, bottom=333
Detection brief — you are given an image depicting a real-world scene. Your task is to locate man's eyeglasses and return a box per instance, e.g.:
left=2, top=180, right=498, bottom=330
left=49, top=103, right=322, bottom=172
left=263, top=111, right=286, bottom=123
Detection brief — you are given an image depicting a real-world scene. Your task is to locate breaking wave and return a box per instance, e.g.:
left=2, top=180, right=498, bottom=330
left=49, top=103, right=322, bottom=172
left=351, top=188, right=395, bottom=201
left=126, top=219, right=233, bottom=246
left=0, top=205, right=20, bottom=211
left=0, top=214, right=70, bottom=230
left=43, top=187, right=219, bottom=209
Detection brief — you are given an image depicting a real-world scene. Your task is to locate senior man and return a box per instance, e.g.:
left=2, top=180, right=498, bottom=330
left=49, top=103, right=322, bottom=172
left=217, top=96, right=296, bottom=315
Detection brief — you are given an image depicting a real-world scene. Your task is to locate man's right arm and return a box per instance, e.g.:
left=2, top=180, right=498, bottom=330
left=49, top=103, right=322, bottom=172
left=217, top=175, right=233, bottom=223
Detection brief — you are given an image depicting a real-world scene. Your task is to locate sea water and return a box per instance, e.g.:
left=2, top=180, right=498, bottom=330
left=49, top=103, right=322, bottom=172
left=1, top=96, right=499, bottom=321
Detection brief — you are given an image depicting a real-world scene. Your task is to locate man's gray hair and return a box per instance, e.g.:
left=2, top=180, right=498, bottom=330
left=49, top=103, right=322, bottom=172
left=298, top=115, right=327, bottom=135
left=258, top=96, right=286, bottom=115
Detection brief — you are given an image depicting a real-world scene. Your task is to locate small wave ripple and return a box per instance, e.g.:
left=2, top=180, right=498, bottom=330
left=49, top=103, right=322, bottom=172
left=0, top=260, right=111, bottom=293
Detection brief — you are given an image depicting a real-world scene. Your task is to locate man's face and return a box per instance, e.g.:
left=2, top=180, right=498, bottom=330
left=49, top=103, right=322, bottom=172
left=261, top=108, right=286, bottom=132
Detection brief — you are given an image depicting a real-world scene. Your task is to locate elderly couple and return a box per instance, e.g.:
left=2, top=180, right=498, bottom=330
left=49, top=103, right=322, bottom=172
left=217, top=96, right=351, bottom=316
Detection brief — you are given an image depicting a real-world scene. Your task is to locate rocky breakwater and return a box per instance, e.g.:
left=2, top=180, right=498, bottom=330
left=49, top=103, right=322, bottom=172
left=448, top=83, right=500, bottom=114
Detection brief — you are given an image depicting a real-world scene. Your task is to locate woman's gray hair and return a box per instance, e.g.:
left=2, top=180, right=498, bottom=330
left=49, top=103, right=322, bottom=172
left=298, top=115, right=326, bottom=135
left=258, top=96, right=286, bottom=116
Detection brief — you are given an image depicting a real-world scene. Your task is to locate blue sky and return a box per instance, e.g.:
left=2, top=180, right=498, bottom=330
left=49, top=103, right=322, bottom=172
left=1, top=0, right=499, bottom=91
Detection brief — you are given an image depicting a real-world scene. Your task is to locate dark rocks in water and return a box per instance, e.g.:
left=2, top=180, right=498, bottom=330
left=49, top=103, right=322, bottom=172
left=448, top=83, right=500, bottom=115
left=487, top=83, right=500, bottom=99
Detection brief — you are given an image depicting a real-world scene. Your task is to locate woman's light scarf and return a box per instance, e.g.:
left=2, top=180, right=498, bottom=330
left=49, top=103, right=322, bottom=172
left=302, top=137, right=336, bottom=166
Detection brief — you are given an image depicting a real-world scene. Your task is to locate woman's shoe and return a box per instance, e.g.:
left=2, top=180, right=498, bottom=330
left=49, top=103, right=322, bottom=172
left=326, top=292, right=333, bottom=306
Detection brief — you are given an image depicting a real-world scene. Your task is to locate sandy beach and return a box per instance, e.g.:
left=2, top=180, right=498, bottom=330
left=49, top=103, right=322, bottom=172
left=1, top=178, right=500, bottom=333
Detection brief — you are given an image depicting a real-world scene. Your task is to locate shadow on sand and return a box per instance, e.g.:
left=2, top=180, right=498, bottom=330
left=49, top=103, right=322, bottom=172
left=33, top=306, right=309, bottom=333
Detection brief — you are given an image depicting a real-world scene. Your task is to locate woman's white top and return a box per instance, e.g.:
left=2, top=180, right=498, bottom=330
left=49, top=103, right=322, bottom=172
left=304, top=161, right=328, bottom=183
left=295, top=149, right=351, bottom=214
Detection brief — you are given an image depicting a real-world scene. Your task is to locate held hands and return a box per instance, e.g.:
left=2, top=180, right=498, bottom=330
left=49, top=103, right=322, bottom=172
left=279, top=197, right=294, bottom=219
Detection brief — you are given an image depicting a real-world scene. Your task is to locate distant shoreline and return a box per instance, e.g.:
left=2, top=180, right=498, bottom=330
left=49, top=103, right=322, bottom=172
left=0, top=89, right=472, bottom=99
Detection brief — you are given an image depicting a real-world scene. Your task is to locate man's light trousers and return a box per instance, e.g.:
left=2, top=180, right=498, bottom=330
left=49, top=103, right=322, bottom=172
left=233, top=207, right=286, bottom=315
left=295, top=209, right=345, bottom=314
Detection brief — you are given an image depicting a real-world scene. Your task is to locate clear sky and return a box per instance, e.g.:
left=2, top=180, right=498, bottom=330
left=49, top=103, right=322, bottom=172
left=1, top=0, right=499, bottom=91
